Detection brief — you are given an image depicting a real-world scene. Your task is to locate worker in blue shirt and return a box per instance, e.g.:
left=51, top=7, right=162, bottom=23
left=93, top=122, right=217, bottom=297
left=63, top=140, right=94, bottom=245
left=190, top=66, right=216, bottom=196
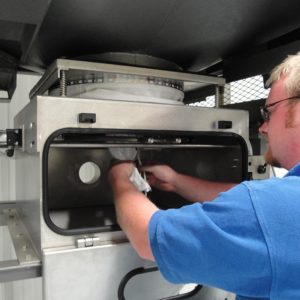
left=108, top=52, right=300, bottom=300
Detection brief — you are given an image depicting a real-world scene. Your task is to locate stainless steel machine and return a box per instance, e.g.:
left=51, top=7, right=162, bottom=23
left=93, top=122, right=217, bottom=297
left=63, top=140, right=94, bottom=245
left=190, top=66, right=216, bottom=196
left=0, top=56, right=256, bottom=300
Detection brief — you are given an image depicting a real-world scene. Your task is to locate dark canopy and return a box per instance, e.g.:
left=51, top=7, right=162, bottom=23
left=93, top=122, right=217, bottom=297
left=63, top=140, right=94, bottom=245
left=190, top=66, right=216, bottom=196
left=1, top=0, right=300, bottom=97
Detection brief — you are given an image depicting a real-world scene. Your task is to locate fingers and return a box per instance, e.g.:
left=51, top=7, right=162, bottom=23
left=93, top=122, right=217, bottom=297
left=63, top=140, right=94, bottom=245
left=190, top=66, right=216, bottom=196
left=140, top=164, right=168, bottom=173
left=148, top=177, right=173, bottom=192
left=140, top=165, right=159, bottom=172
left=141, top=168, right=174, bottom=192
left=145, top=173, right=157, bottom=185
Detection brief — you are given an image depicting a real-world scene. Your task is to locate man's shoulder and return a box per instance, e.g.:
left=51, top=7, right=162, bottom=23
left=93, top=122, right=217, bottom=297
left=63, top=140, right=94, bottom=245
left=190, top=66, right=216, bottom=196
left=242, top=175, right=300, bottom=194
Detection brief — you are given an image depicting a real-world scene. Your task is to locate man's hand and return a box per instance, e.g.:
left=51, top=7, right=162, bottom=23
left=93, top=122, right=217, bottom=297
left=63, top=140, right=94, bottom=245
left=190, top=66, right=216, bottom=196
left=142, top=164, right=237, bottom=202
left=108, top=161, right=135, bottom=184
left=141, top=165, right=177, bottom=192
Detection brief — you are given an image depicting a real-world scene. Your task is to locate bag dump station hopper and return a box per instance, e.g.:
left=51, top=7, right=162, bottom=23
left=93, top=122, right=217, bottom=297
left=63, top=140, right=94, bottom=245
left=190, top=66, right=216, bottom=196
left=1, top=56, right=253, bottom=300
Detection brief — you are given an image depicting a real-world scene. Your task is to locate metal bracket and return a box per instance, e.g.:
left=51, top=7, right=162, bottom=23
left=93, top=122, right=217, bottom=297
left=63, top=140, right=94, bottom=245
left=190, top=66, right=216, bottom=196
left=0, top=205, right=41, bottom=282
left=0, top=129, right=22, bottom=157
left=248, top=155, right=270, bottom=180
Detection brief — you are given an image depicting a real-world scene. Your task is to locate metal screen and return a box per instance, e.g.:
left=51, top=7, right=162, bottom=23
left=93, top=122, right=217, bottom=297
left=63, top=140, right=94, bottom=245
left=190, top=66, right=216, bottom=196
left=190, top=75, right=270, bottom=107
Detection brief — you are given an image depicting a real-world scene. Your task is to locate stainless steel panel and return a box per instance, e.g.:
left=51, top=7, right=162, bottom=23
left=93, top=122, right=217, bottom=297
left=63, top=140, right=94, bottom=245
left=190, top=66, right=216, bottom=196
left=33, top=96, right=250, bottom=153
left=13, top=99, right=41, bottom=256
left=43, top=243, right=190, bottom=300
left=14, top=98, right=37, bottom=154
left=13, top=155, right=41, bottom=255
left=43, top=243, right=235, bottom=300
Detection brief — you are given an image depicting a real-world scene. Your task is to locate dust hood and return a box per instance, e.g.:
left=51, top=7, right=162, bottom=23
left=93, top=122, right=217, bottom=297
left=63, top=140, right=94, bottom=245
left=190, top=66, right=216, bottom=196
left=1, top=0, right=300, bottom=99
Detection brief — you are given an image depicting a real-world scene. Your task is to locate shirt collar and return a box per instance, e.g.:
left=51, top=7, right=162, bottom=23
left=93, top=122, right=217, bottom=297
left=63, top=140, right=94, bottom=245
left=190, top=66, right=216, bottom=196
left=284, top=163, right=300, bottom=177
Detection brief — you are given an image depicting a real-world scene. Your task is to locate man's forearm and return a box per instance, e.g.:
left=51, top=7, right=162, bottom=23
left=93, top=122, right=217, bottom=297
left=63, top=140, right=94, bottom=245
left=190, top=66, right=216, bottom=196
left=173, top=173, right=237, bottom=202
left=112, top=179, right=158, bottom=261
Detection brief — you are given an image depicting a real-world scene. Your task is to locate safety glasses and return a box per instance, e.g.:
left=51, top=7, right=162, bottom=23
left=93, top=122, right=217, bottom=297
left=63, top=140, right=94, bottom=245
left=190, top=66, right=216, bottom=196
left=260, top=96, right=300, bottom=122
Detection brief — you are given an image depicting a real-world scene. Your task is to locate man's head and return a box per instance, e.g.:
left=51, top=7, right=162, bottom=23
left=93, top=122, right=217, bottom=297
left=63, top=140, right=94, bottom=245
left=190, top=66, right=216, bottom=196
left=259, top=52, right=300, bottom=170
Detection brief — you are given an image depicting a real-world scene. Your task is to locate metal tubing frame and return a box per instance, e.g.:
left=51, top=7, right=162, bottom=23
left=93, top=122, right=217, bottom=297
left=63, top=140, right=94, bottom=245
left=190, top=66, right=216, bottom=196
left=0, top=203, right=41, bottom=283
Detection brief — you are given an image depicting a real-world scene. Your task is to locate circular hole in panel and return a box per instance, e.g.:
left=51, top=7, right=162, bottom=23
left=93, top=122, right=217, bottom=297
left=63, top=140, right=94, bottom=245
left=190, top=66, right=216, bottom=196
left=79, top=162, right=101, bottom=184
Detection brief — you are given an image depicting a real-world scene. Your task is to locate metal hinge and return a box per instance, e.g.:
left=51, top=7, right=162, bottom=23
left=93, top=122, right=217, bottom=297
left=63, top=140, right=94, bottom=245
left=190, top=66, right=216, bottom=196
left=76, top=237, right=100, bottom=248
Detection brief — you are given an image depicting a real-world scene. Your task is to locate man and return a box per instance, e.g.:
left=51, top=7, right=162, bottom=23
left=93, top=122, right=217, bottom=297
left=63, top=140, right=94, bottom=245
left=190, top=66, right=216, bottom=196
left=108, top=52, right=300, bottom=300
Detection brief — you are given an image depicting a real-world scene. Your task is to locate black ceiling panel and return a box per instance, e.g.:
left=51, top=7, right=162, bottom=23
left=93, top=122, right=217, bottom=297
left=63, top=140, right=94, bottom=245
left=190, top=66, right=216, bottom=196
left=0, top=0, right=300, bottom=78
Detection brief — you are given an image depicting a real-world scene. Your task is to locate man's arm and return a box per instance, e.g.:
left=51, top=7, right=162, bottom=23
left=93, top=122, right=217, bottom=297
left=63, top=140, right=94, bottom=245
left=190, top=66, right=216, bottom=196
left=108, top=162, right=157, bottom=261
left=142, top=165, right=236, bottom=202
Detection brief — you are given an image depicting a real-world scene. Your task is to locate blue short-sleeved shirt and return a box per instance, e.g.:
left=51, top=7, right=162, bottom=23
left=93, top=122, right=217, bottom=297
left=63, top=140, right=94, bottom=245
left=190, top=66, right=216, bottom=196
left=149, top=163, right=300, bottom=300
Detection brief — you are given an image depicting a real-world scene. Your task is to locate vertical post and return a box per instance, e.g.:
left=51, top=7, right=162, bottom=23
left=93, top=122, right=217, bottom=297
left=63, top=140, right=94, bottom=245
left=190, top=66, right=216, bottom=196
left=59, top=70, right=67, bottom=97
left=215, top=85, right=225, bottom=108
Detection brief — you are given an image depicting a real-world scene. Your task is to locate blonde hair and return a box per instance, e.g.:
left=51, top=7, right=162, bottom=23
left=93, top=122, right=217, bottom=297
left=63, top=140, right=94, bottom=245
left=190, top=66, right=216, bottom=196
left=266, top=51, right=300, bottom=97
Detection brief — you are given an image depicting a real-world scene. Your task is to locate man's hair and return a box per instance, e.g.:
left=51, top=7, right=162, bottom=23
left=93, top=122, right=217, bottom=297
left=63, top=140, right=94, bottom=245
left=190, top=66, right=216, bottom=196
left=266, top=51, right=300, bottom=97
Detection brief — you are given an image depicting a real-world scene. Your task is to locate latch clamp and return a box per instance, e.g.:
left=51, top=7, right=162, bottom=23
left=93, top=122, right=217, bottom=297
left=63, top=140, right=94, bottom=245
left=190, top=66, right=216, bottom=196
left=76, top=237, right=100, bottom=248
